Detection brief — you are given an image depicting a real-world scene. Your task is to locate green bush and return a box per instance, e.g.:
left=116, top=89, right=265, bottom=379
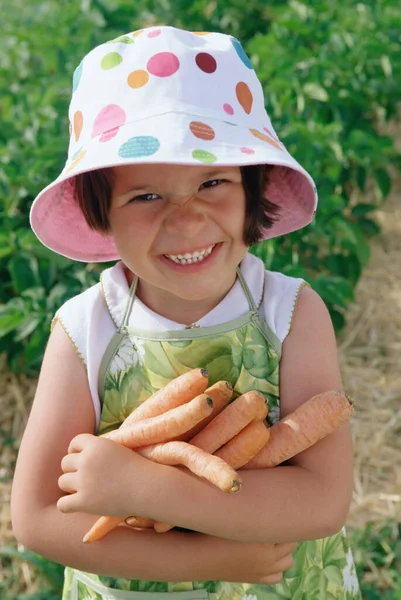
left=1, top=0, right=400, bottom=373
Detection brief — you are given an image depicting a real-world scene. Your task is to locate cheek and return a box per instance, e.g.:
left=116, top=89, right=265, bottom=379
left=111, top=207, right=156, bottom=244
left=218, top=191, right=246, bottom=230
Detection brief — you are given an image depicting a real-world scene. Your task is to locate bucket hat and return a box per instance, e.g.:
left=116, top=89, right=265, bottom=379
left=30, top=25, right=318, bottom=263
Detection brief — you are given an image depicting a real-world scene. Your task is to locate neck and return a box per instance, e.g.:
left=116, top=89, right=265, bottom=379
left=123, top=267, right=236, bottom=326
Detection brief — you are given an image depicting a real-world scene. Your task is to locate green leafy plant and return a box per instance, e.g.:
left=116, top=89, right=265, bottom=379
left=0, top=0, right=400, bottom=370
left=349, top=520, right=401, bottom=600
left=0, top=545, right=64, bottom=599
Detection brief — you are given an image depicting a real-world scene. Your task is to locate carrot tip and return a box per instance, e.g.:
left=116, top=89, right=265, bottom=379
left=200, top=368, right=208, bottom=378
left=230, top=479, right=243, bottom=493
left=206, top=396, right=214, bottom=408
left=344, top=393, right=355, bottom=407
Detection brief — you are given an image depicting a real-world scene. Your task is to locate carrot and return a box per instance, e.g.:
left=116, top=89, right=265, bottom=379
left=243, top=390, right=354, bottom=469
left=176, top=380, right=233, bottom=442
left=125, top=516, right=156, bottom=529
left=151, top=414, right=269, bottom=536
left=153, top=521, right=175, bottom=533
left=103, top=393, right=214, bottom=448
left=214, top=420, right=271, bottom=469
left=83, top=516, right=126, bottom=544
left=190, top=391, right=268, bottom=454
left=121, top=368, right=209, bottom=427
left=137, top=441, right=242, bottom=493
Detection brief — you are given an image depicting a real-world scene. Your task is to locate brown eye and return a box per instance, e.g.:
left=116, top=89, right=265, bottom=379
left=130, top=193, right=159, bottom=202
left=200, top=179, right=226, bottom=189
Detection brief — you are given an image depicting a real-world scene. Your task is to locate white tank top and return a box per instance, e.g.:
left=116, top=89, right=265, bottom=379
left=52, top=252, right=308, bottom=428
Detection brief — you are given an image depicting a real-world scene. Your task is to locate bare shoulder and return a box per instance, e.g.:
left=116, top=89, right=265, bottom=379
left=27, top=318, right=96, bottom=432
left=279, top=284, right=344, bottom=417
left=11, top=320, right=96, bottom=518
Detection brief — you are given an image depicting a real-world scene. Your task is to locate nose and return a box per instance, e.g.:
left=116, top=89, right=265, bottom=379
left=164, top=193, right=206, bottom=236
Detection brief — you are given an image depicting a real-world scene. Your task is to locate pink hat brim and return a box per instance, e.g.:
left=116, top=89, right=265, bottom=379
left=30, top=114, right=317, bottom=263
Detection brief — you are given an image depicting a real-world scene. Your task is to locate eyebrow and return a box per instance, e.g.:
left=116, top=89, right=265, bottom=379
left=121, top=170, right=233, bottom=195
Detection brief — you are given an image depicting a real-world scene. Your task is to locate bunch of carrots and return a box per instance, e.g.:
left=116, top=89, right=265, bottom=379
left=82, top=368, right=354, bottom=543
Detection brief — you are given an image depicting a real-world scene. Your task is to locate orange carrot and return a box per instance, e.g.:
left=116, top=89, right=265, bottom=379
left=121, top=368, right=209, bottom=427
left=125, top=516, right=156, bottom=529
left=153, top=521, right=175, bottom=533
left=153, top=420, right=270, bottom=534
left=190, top=391, right=268, bottom=454
left=243, top=390, right=354, bottom=469
left=103, top=393, right=214, bottom=448
left=214, top=420, right=271, bottom=469
left=83, top=516, right=126, bottom=543
left=137, top=441, right=242, bottom=493
left=176, top=380, right=233, bottom=442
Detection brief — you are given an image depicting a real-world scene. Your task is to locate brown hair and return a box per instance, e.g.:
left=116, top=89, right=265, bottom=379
left=73, top=165, right=281, bottom=247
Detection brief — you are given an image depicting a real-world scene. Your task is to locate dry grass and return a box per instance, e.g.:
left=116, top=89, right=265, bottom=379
left=338, top=169, right=401, bottom=529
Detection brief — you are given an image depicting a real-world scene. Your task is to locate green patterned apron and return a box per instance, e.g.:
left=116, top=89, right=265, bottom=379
left=62, top=266, right=361, bottom=600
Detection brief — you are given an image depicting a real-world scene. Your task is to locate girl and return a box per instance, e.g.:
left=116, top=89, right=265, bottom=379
left=11, top=25, right=361, bottom=599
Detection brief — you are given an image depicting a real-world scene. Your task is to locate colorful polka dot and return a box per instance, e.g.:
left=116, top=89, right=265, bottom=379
left=249, top=129, right=283, bottom=150
left=73, top=110, right=83, bottom=143
left=118, top=136, right=160, bottom=158
left=230, top=37, right=253, bottom=69
left=101, top=52, right=123, bottom=70
left=128, top=69, right=149, bottom=88
left=189, top=122, right=215, bottom=141
left=71, top=148, right=83, bottom=161
left=148, top=29, right=161, bottom=38
left=192, top=150, right=217, bottom=163
left=241, top=147, right=255, bottom=154
left=236, top=82, right=253, bottom=114
left=92, top=105, right=126, bottom=140
left=192, top=32, right=210, bottom=36
left=132, top=29, right=144, bottom=37
left=72, top=61, right=83, bottom=93
left=263, top=126, right=281, bottom=144
left=223, top=103, right=234, bottom=115
left=107, top=35, right=134, bottom=44
left=100, top=127, right=120, bottom=143
left=195, top=53, right=217, bottom=73
left=147, top=52, right=180, bottom=77
left=66, top=150, right=86, bottom=173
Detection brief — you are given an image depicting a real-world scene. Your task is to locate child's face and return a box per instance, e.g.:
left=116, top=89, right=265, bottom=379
left=108, top=163, right=248, bottom=316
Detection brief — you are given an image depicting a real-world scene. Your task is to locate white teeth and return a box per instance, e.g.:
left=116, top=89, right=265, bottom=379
left=165, top=245, right=215, bottom=264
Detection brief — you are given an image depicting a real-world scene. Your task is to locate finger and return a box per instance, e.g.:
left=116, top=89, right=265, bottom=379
left=58, top=472, right=77, bottom=494
left=260, top=572, right=283, bottom=586
left=274, top=541, right=298, bottom=559
left=67, top=433, right=94, bottom=454
left=57, top=492, right=79, bottom=514
left=270, top=553, right=294, bottom=574
left=60, top=453, right=79, bottom=473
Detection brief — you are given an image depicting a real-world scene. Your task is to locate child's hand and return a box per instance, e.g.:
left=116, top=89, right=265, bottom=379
left=208, top=537, right=297, bottom=585
left=57, top=433, right=141, bottom=517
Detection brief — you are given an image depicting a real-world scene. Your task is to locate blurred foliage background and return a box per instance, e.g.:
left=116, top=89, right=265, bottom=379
left=1, top=0, right=400, bottom=374
left=1, top=1, right=401, bottom=597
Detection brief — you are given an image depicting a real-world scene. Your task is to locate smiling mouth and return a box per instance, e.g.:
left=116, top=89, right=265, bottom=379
left=164, top=244, right=216, bottom=264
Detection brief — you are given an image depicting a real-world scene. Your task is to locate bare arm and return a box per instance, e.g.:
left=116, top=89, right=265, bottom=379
left=12, top=321, right=289, bottom=583
left=92, top=286, right=354, bottom=543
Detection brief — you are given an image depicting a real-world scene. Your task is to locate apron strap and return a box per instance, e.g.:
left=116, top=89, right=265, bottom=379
left=119, top=266, right=259, bottom=332
left=235, top=265, right=259, bottom=313
left=119, top=274, right=139, bottom=331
